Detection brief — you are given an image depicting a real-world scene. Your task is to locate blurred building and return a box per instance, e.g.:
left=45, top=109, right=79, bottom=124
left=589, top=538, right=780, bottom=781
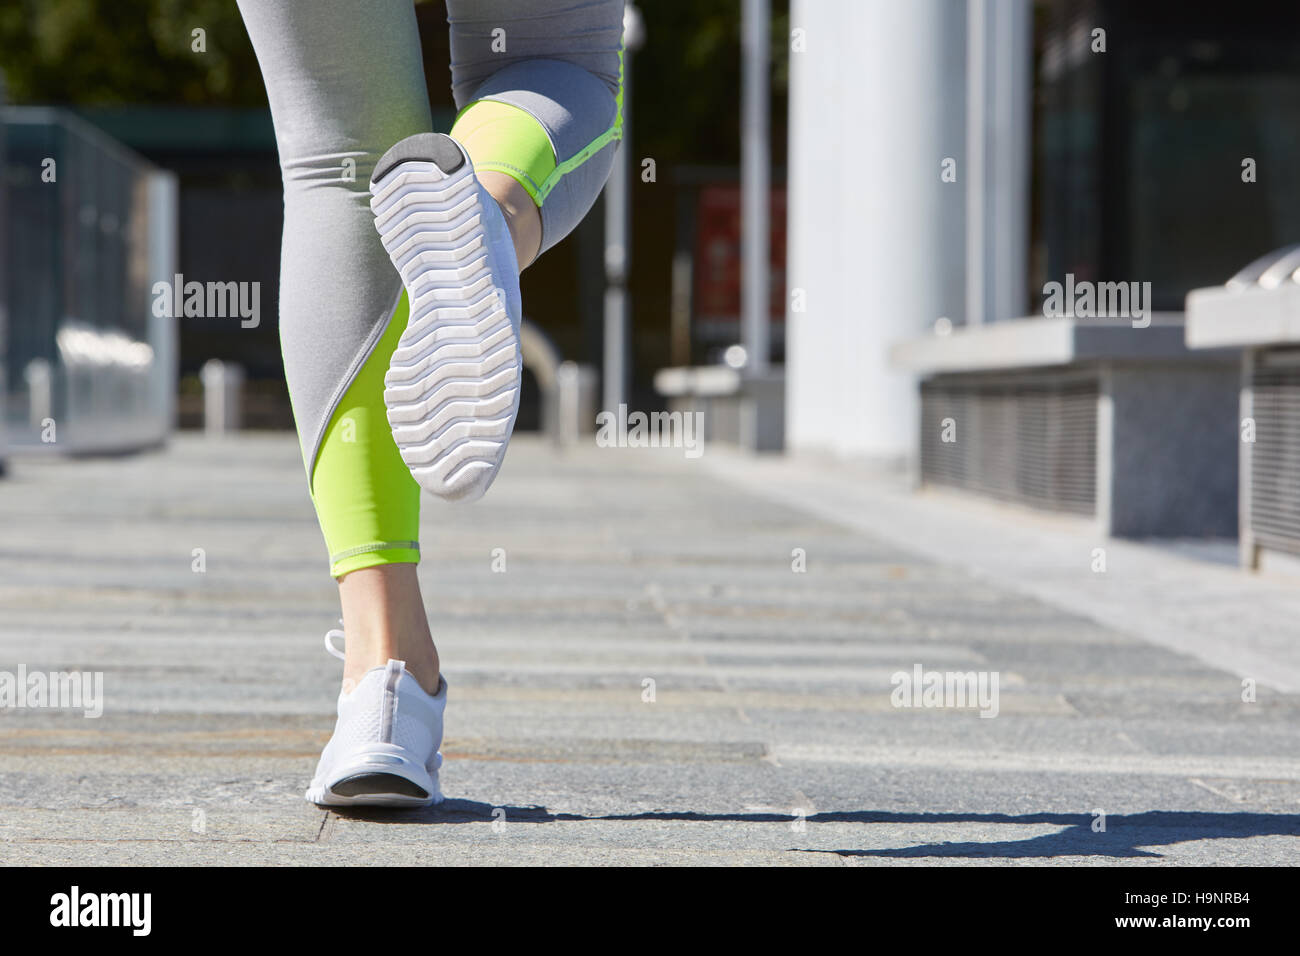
left=775, top=0, right=1300, bottom=546
left=1036, top=0, right=1300, bottom=311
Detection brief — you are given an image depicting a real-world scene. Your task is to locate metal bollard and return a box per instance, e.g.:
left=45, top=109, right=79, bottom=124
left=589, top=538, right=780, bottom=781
left=200, top=359, right=244, bottom=435
left=24, top=358, right=52, bottom=431
left=556, top=361, right=598, bottom=447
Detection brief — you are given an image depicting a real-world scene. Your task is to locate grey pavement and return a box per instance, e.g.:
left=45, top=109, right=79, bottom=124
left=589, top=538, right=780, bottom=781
left=1, top=433, right=1298, bottom=865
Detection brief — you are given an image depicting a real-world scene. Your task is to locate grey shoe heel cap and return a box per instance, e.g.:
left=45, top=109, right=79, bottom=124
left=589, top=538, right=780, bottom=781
left=372, top=133, right=466, bottom=185
left=331, top=772, right=429, bottom=799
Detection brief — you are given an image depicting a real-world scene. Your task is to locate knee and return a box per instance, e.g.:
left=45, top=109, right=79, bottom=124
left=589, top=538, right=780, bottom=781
left=468, top=59, right=621, bottom=159
left=281, top=149, right=383, bottom=197
left=447, top=0, right=625, bottom=107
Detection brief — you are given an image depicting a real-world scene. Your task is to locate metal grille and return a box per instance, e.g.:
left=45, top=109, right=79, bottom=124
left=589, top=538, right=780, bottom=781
left=1250, top=352, right=1300, bottom=555
left=920, top=372, right=1098, bottom=515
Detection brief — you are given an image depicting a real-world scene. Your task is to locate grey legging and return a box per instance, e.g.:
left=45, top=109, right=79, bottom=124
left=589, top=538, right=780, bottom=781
left=236, top=0, right=623, bottom=491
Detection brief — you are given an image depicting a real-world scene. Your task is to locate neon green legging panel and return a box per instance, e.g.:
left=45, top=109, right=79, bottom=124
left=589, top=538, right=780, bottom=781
left=310, top=291, right=421, bottom=578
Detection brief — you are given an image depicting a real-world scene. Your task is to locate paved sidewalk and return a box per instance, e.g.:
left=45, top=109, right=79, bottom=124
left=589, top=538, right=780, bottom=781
left=708, top=449, right=1300, bottom=693
left=0, top=433, right=1297, bottom=865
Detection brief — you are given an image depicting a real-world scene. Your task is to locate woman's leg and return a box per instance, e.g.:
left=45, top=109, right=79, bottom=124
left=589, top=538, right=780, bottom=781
left=238, top=0, right=623, bottom=806
left=235, top=0, right=439, bottom=692
left=445, top=0, right=625, bottom=263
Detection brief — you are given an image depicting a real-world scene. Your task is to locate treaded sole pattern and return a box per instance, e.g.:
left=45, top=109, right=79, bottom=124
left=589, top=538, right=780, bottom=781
left=370, top=141, right=521, bottom=503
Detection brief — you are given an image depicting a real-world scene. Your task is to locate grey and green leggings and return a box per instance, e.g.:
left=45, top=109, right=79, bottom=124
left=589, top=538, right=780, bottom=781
left=236, top=0, right=624, bottom=576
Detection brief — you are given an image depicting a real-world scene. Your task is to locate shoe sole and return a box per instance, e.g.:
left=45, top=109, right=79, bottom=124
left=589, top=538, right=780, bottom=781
left=370, top=133, right=521, bottom=503
left=307, top=764, right=443, bottom=809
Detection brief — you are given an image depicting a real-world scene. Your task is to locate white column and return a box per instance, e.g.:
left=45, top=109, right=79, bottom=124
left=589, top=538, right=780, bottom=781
left=967, top=0, right=1031, bottom=325
left=785, top=0, right=964, bottom=461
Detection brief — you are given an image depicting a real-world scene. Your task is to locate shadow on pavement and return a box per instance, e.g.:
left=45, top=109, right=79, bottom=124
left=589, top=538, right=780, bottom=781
left=794, top=810, right=1300, bottom=859
left=327, top=803, right=1300, bottom=859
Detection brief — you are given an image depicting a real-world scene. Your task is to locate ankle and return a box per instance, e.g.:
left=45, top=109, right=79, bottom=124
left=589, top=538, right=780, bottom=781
left=336, top=564, right=441, bottom=695
left=476, top=170, right=541, bottom=269
left=341, top=638, right=439, bottom=696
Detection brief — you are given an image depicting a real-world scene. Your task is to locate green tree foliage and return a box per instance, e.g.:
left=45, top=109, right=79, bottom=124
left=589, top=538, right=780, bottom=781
left=0, top=0, right=788, bottom=165
left=0, top=0, right=265, bottom=105
left=633, top=0, right=788, bottom=168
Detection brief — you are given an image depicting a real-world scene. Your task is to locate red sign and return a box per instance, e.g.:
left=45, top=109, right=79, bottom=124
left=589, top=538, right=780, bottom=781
left=692, top=184, right=786, bottom=336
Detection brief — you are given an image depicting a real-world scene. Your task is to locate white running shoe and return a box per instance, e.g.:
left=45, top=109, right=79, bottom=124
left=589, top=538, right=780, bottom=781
left=370, top=132, right=523, bottom=503
left=306, top=629, right=448, bottom=808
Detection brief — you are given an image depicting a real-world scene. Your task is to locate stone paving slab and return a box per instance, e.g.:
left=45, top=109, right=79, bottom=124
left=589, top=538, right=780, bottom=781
left=0, top=433, right=1297, bottom=865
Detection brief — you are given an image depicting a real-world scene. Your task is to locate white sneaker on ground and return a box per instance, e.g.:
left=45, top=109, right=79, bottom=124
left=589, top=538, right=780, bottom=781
left=370, top=132, right=523, bottom=503
left=306, top=628, right=447, bottom=808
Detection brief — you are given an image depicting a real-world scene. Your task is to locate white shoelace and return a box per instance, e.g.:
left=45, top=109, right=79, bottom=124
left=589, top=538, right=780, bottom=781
left=324, top=625, right=346, bottom=661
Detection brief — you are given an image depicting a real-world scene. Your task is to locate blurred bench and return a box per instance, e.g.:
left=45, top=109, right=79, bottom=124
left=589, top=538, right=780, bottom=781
left=1187, top=246, right=1300, bottom=569
left=890, top=314, right=1239, bottom=538
left=653, top=365, right=784, bottom=452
